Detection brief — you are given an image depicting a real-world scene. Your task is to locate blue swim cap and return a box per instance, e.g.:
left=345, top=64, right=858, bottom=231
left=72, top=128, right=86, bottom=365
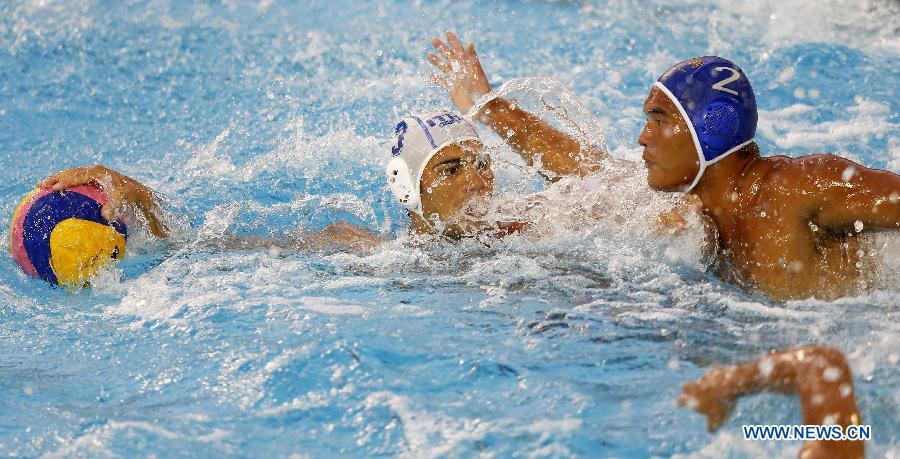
left=655, top=56, right=757, bottom=192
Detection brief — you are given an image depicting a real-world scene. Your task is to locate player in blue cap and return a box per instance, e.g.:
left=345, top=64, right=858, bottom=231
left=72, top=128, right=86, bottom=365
left=651, top=56, right=757, bottom=193
left=428, top=31, right=900, bottom=301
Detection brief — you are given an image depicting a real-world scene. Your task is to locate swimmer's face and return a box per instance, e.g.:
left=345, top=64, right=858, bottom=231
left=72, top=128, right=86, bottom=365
left=419, top=140, right=494, bottom=238
left=638, top=87, right=700, bottom=191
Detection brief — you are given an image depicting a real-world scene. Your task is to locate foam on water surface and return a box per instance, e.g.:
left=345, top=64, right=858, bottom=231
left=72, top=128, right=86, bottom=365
left=1, top=0, right=898, bottom=457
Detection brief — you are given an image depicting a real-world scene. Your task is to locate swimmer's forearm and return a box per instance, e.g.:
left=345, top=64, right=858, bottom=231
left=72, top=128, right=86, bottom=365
left=477, top=97, right=604, bottom=179
left=818, top=189, right=900, bottom=231
left=728, top=347, right=860, bottom=424
left=722, top=347, right=864, bottom=458
left=293, top=222, right=386, bottom=253
left=724, top=349, right=811, bottom=398
left=127, top=184, right=170, bottom=239
left=201, top=224, right=384, bottom=253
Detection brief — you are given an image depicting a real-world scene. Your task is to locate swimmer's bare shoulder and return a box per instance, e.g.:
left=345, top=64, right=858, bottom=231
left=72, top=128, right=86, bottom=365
left=728, top=153, right=900, bottom=299
left=748, top=153, right=900, bottom=233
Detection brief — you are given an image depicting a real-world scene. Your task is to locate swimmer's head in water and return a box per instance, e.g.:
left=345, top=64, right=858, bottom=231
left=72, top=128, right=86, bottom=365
left=386, top=112, right=493, bottom=237
left=641, top=56, right=757, bottom=192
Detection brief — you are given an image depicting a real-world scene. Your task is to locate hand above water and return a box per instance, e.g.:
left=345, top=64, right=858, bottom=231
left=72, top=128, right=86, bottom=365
left=38, top=164, right=169, bottom=238
left=428, top=31, right=493, bottom=116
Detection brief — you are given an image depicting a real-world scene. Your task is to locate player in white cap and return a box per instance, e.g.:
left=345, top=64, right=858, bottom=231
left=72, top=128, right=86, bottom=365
left=385, top=110, right=530, bottom=239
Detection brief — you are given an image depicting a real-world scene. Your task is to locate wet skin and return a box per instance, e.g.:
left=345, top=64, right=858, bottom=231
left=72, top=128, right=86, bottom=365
left=410, top=140, right=496, bottom=238
left=639, top=86, right=900, bottom=301
left=680, top=346, right=864, bottom=458
left=430, top=31, right=900, bottom=299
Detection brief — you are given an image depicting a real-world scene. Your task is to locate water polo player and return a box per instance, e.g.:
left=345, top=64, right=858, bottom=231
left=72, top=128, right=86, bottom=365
left=385, top=110, right=535, bottom=239
left=428, top=31, right=900, bottom=301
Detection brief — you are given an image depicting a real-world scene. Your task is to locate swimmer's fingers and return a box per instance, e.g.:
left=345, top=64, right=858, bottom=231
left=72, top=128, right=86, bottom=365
left=466, top=42, right=480, bottom=67
left=428, top=52, right=451, bottom=74
left=682, top=193, right=703, bottom=207
left=679, top=381, right=699, bottom=402
left=432, top=37, right=453, bottom=61
left=38, top=169, right=79, bottom=189
left=676, top=392, right=690, bottom=407
left=430, top=74, right=450, bottom=92
left=43, top=167, right=101, bottom=191
left=100, top=191, right=124, bottom=222
left=705, top=401, right=734, bottom=432
left=465, top=43, right=486, bottom=77
left=446, top=31, right=466, bottom=56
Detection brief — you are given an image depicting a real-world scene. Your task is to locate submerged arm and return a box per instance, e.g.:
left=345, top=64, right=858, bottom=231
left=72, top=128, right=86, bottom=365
left=214, top=222, right=387, bottom=254
left=679, top=346, right=864, bottom=459
left=428, top=31, right=606, bottom=180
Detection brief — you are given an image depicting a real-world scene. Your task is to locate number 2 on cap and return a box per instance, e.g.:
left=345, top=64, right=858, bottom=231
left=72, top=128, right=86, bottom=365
left=712, top=67, right=740, bottom=96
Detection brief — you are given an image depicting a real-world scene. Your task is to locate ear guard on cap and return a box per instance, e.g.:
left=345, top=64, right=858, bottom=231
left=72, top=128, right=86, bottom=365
left=386, top=157, right=421, bottom=214
left=655, top=57, right=757, bottom=192
left=698, top=101, right=742, bottom=152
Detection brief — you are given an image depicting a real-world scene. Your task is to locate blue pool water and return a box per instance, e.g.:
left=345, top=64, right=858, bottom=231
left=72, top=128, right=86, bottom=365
left=1, top=0, right=898, bottom=457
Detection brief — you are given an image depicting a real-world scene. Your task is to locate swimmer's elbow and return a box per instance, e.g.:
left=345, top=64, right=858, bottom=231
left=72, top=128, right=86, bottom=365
left=803, top=346, right=850, bottom=373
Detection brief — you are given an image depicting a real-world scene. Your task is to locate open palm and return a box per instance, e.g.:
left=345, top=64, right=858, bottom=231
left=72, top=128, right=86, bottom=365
left=428, top=31, right=493, bottom=115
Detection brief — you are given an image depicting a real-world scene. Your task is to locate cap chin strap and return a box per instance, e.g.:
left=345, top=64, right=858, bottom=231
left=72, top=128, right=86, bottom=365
left=652, top=82, right=752, bottom=194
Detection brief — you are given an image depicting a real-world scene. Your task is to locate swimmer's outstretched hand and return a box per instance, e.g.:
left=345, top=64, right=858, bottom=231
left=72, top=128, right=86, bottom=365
left=677, top=366, right=737, bottom=432
left=38, top=165, right=169, bottom=238
left=428, top=31, right=492, bottom=116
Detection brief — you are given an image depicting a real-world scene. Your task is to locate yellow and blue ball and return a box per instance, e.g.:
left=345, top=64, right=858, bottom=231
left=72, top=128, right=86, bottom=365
left=9, top=184, right=127, bottom=287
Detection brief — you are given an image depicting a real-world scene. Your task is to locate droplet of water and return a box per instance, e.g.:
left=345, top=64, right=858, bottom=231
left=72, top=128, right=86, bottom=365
left=758, top=357, right=774, bottom=377
left=842, top=166, right=857, bottom=182
left=840, top=383, right=853, bottom=397
left=667, top=358, right=679, bottom=370
left=822, top=366, right=842, bottom=382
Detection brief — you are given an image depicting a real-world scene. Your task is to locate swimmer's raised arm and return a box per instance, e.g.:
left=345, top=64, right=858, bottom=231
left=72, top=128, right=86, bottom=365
left=790, top=154, right=900, bottom=232
left=678, top=346, right=863, bottom=459
left=38, top=165, right=170, bottom=239
left=428, top=31, right=605, bottom=181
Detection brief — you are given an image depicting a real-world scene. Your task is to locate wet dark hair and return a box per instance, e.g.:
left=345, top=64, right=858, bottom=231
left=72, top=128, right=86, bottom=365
left=737, top=141, right=760, bottom=159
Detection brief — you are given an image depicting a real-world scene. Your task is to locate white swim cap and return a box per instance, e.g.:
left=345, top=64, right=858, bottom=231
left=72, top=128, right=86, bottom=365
left=385, top=111, right=480, bottom=215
